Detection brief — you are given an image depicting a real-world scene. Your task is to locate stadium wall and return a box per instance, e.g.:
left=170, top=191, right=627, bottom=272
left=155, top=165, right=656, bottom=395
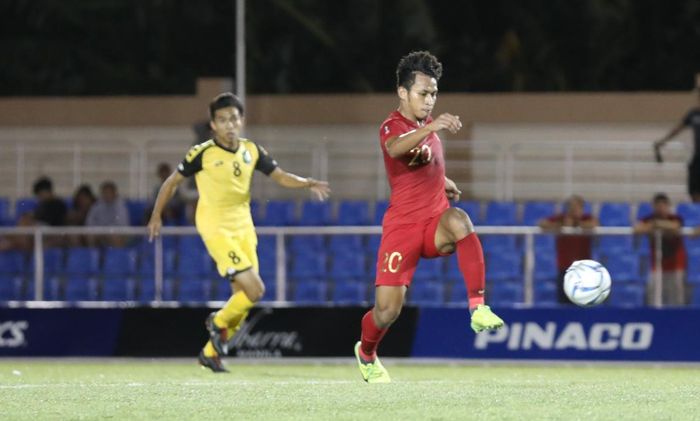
left=1, top=306, right=698, bottom=362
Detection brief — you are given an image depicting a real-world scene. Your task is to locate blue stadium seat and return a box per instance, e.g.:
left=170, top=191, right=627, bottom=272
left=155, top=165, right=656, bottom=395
left=687, top=250, right=700, bottom=284
left=691, top=286, right=700, bottom=307
left=0, top=197, right=10, bottom=225
left=289, top=235, right=325, bottom=253
left=336, top=200, right=370, bottom=226
left=0, top=250, right=25, bottom=277
left=408, top=282, right=444, bottom=306
left=598, top=202, right=631, bottom=226
left=373, top=200, right=389, bottom=225
left=454, top=201, right=482, bottom=224
left=534, top=234, right=556, bottom=254
left=289, top=252, right=327, bottom=280
left=176, top=236, right=210, bottom=278
left=635, top=202, right=653, bottom=220
left=299, top=201, right=332, bottom=226
left=602, top=251, right=641, bottom=283
left=447, top=281, right=467, bottom=304
left=329, top=251, right=367, bottom=281
left=261, top=284, right=277, bottom=302
left=293, top=281, right=328, bottom=303
left=125, top=199, right=146, bottom=226
left=413, top=258, right=444, bottom=282
left=28, top=248, right=63, bottom=280
left=259, top=200, right=296, bottom=226
left=608, top=284, right=644, bottom=307
left=484, top=201, right=518, bottom=225
left=249, top=199, right=260, bottom=225
left=684, top=236, right=700, bottom=254
left=481, top=235, right=519, bottom=253
left=102, top=248, right=137, bottom=278
left=534, top=252, right=558, bottom=281
left=102, top=278, right=134, bottom=300
left=366, top=235, right=382, bottom=254
left=138, top=248, right=176, bottom=279
left=676, top=203, right=700, bottom=226
left=329, top=235, right=364, bottom=253
left=64, top=247, right=99, bottom=279
left=64, top=276, right=98, bottom=301
left=533, top=281, right=558, bottom=305
left=178, top=278, right=211, bottom=301
left=486, top=253, right=521, bottom=282
left=0, top=274, right=21, bottom=300
left=597, top=235, right=634, bottom=253
left=522, top=201, right=556, bottom=226
left=137, top=278, right=174, bottom=302
left=332, top=280, right=367, bottom=304
left=445, top=256, right=461, bottom=282
left=14, top=198, right=37, bottom=220
left=488, top=282, right=523, bottom=305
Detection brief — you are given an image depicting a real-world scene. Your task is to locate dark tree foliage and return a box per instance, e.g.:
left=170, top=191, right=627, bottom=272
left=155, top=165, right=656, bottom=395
left=1, top=0, right=699, bottom=95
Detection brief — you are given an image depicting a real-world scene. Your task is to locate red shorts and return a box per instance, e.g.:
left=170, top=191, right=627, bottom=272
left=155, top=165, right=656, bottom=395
left=374, top=212, right=450, bottom=287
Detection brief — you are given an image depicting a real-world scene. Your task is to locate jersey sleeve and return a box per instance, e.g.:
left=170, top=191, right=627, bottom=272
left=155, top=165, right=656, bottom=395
left=254, top=143, right=278, bottom=176
left=379, top=119, right=407, bottom=143
left=177, top=143, right=206, bottom=177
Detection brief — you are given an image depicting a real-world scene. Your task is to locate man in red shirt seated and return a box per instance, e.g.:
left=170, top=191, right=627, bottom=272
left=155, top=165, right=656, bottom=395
left=634, top=193, right=687, bottom=306
left=539, top=195, right=599, bottom=304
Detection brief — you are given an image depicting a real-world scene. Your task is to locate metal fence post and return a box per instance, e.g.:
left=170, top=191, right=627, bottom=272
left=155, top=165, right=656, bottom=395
left=523, top=232, right=534, bottom=306
left=275, top=231, right=286, bottom=302
left=33, top=227, right=44, bottom=301
left=653, top=229, right=663, bottom=308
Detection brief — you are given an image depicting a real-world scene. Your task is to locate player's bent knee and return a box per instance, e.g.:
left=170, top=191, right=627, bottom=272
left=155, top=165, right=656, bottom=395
left=442, top=208, right=474, bottom=240
left=374, top=304, right=402, bottom=327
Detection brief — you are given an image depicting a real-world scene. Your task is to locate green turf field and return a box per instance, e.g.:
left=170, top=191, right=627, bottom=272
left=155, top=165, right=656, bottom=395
left=1, top=360, right=698, bottom=420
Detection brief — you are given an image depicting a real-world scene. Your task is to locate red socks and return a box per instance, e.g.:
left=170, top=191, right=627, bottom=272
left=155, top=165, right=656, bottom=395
left=456, top=233, right=486, bottom=309
left=359, top=310, right=387, bottom=361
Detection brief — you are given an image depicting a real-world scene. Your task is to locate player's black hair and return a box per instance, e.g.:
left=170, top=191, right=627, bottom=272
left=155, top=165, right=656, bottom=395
left=209, top=92, right=245, bottom=120
left=33, top=176, right=53, bottom=195
left=396, top=51, right=443, bottom=90
left=653, top=192, right=670, bottom=203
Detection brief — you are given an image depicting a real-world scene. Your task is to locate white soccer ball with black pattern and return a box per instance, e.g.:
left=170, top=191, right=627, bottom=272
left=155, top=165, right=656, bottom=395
left=563, top=259, right=611, bottom=306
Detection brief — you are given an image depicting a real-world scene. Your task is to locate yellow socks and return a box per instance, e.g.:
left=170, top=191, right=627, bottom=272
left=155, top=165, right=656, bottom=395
left=203, top=291, right=255, bottom=357
left=214, top=291, right=255, bottom=327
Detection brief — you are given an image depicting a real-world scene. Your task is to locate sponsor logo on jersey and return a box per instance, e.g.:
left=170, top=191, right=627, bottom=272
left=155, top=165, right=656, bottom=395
left=0, top=321, right=28, bottom=348
left=474, top=322, right=653, bottom=351
left=214, top=160, right=224, bottom=167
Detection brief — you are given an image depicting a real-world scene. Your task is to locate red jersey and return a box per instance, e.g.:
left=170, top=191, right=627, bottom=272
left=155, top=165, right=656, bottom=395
left=379, top=110, right=449, bottom=226
left=546, top=213, right=595, bottom=271
left=642, top=214, right=686, bottom=271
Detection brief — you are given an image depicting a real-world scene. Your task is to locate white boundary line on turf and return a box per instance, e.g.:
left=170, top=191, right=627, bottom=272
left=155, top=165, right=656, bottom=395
left=2, top=357, right=700, bottom=368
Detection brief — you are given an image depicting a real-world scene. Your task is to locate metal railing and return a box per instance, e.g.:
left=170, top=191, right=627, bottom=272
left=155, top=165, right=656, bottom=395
left=0, top=225, right=695, bottom=308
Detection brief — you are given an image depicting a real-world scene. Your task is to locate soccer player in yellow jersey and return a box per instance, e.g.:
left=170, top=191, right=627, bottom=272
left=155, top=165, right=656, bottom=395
left=148, top=92, right=330, bottom=372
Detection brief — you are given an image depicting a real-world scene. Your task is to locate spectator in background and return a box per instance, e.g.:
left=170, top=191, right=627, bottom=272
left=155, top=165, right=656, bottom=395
left=32, top=176, right=67, bottom=227
left=86, top=181, right=130, bottom=247
left=539, top=195, right=599, bottom=304
left=66, top=184, right=96, bottom=246
left=149, top=162, right=185, bottom=225
left=634, top=193, right=687, bottom=305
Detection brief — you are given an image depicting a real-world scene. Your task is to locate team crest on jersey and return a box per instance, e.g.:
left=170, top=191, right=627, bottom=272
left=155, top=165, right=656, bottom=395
left=242, top=149, right=252, bottom=164
left=384, top=125, right=390, bottom=135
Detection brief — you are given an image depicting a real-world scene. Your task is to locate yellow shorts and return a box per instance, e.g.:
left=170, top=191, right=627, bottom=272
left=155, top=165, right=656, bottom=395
left=203, top=231, right=258, bottom=278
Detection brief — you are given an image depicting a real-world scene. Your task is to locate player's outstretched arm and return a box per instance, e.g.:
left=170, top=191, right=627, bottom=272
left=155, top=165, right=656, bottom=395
left=147, top=171, right=185, bottom=241
left=269, top=168, right=330, bottom=201
left=655, top=121, right=686, bottom=149
left=384, top=113, right=462, bottom=158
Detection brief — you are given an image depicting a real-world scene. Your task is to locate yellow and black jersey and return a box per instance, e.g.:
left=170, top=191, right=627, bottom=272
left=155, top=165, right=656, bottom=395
left=178, top=138, right=277, bottom=239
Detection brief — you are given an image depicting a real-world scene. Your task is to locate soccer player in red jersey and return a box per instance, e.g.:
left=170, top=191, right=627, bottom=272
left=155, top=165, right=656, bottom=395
left=354, top=51, right=504, bottom=383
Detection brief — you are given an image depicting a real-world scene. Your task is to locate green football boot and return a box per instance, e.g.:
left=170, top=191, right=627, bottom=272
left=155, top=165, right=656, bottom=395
left=353, top=341, right=391, bottom=384
left=470, top=304, right=505, bottom=333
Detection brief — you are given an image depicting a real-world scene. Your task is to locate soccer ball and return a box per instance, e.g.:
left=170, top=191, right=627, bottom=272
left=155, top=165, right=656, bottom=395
left=563, top=259, right=611, bottom=306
